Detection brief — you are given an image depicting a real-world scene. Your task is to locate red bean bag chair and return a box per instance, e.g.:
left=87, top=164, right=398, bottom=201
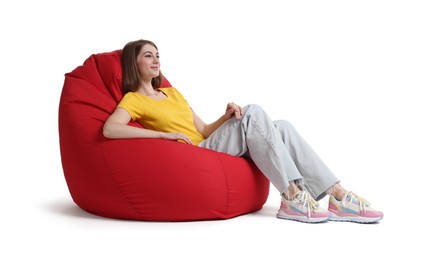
left=58, top=50, right=270, bottom=221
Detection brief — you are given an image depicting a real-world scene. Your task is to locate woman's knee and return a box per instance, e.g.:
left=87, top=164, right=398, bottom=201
left=244, top=104, right=266, bottom=116
left=243, top=104, right=279, bottom=130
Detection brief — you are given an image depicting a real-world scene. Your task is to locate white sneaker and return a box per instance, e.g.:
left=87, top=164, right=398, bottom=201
left=328, top=191, right=383, bottom=223
left=276, top=190, right=330, bottom=223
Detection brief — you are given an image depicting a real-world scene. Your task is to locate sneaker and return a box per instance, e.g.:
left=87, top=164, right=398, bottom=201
left=328, top=191, right=383, bottom=223
left=276, top=190, right=330, bottom=223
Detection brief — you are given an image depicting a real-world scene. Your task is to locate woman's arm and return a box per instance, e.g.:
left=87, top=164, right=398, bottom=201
left=193, top=102, right=243, bottom=138
left=103, top=107, right=193, bottom=144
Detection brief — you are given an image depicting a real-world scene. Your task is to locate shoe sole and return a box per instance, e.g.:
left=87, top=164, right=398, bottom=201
left=328, top=212, right=383, bottom=223
left=276, top=213, right=329, bottom=223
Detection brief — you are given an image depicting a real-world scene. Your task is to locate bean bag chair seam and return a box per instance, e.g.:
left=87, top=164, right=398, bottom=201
left=216, top=154, right=231, bottom=215
left=100, top=142, right=145, bottom=219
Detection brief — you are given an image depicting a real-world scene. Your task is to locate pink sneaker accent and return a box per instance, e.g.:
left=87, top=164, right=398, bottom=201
left=328, top=191, right=383, bottom=223
left=277, top=190, right=330, bottom=223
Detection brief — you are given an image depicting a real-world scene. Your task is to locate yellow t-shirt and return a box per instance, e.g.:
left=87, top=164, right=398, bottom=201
left=117, top=88, right=205, bottom=146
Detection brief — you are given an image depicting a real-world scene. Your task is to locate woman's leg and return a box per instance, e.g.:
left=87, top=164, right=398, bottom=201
left=199, top=104, right=330, bottom=222
left=199, top=104, right=303, bottom=194
left=273, top=120, right=340, bottom=200
left=273, top=121, right=383, bottom=223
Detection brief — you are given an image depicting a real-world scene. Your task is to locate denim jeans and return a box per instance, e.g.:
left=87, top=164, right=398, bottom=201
left=198, top=104, right=339, bottom=200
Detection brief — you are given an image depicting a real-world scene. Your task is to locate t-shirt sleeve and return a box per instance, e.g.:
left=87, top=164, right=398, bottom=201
left=117, top=92, right=144, bottom=121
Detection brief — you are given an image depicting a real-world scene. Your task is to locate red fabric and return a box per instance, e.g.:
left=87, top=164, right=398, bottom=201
left=58, top=50, right=269, bottom=221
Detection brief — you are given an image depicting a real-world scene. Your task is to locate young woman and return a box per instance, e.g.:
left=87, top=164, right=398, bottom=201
left=103, top=39, right=383, bottom=223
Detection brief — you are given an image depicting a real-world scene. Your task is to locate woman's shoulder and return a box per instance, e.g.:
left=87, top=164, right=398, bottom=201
left=122, top=91, right=138, bottom=99
left=160, top=87, right=183, bottom=96
left=120, top=92, right=145, bottom=103
left=123, top=91, right=139, bottom=97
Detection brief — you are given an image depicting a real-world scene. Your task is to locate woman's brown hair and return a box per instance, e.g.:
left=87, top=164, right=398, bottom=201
left=121, top=39, right=162, bottom=93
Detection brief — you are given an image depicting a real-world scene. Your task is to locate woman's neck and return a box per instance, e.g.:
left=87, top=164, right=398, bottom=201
left=137, top=79, right=157, bottom=96
left=137, top=86, right=158, bottom=96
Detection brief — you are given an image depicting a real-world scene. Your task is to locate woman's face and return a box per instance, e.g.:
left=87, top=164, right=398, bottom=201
left=136, top=44, right=160, bottom=80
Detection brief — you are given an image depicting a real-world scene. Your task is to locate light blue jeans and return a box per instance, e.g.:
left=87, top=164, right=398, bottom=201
left=198, top=104, right=339, bottom=200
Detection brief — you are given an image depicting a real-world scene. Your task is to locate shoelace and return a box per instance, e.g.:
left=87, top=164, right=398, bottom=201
left=342, top=191, right=371, bottom=213
left=296, top=190, right=319, bottom=218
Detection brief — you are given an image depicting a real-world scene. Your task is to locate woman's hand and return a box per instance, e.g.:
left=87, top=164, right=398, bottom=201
left=225, top=102, right=244, bottom=120
left=191, top=103, right=243, bottom=139
left=163, top=132, right=193, bottom=145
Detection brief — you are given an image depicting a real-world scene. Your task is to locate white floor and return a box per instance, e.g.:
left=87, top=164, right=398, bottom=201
left=1, top=1, right=420, bottom=259
left=2, top=178, right=416, bottom=260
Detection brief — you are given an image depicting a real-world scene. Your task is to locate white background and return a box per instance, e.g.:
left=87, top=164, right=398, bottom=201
left=1, top=0, right=420, bottom=259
